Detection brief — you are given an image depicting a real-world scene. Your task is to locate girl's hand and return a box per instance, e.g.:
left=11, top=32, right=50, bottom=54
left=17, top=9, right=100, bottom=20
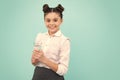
left=31, top=51, right=39, bottom=65
left=32, top=49, right=45, bottom=62
left=31, top=57, right=39, bottom=65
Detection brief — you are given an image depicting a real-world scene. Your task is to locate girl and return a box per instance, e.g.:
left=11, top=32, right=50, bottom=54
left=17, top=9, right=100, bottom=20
left=31, top=4, right=70, bottom=80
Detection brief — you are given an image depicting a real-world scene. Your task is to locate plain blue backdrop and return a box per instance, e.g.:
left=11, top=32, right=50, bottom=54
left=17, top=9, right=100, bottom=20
left=0, top=0, right=120, bottom=80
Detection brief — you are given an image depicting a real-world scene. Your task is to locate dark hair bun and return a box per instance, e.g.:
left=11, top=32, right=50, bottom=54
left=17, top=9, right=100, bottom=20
left=43, top=4, right=50, bottom=13
left=56, top=4, right=64, bottom=13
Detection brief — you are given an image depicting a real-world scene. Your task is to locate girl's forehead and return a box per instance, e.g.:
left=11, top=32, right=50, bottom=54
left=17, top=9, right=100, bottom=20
left=45, top=12, right=60, bottom=17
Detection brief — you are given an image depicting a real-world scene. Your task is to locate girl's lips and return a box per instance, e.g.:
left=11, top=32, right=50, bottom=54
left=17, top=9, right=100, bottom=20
left=48, top=26, right=56, bottom=29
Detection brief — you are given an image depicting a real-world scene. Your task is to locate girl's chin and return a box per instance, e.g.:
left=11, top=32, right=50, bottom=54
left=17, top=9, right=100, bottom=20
left=49, top=29, right=56, bottom=32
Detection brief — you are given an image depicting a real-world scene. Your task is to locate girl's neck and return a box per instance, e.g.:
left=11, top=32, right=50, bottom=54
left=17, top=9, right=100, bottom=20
left=48, top=29, right=59, bottom=36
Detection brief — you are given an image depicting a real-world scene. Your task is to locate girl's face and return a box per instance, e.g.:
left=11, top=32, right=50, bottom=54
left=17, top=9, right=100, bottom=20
left=44, top=12, right=62, bottom=35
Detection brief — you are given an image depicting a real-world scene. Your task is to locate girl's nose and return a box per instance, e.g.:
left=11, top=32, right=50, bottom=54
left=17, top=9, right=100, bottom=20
left=49, top=21, right=54, bottom=25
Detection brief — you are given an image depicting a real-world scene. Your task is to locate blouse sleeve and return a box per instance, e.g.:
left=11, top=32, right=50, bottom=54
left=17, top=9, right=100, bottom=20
left=56, top=38, right=70, bottom=76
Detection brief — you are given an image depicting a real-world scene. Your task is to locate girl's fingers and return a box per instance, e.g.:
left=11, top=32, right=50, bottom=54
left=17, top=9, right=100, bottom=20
left=33, top=49, right=43, bottom=53
left=33, top=50, right=38, bottom=53
left=33, top=53, right=42, bottom=60
left=32, top=50, right=44, bottom=59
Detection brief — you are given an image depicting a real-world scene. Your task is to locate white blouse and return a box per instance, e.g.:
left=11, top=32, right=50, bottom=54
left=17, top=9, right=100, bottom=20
left=34, top=30, right=70, bottom=76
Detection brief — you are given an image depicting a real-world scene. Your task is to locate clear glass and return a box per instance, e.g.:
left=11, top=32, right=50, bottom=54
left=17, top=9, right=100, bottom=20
left=34, top=42, right=42, bottom=51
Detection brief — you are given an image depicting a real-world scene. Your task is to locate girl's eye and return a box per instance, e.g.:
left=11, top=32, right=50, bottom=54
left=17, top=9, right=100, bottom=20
left=46, top=19, right=50, bottom=22
left=54, top=19, right=58, bottom=22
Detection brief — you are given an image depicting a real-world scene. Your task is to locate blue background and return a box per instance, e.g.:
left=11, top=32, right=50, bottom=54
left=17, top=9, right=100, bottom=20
left=0, top=0, right=120, bottom=80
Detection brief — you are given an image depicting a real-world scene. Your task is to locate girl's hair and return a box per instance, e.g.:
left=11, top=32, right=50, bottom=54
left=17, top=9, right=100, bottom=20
left=43, top=4, right=64, bottom=19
